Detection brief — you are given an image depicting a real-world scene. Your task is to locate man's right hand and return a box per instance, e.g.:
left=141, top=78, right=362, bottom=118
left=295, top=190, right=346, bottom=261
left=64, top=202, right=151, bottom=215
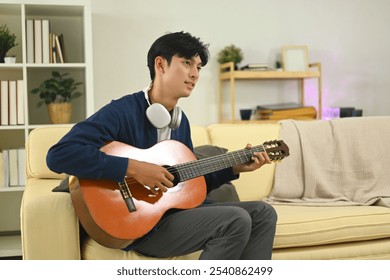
left=126, top=159, right=174, bottom=194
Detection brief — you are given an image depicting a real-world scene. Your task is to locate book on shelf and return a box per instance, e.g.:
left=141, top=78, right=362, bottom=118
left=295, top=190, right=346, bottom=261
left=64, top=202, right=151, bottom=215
left=17, top=80, right=25, bottom=125
left=0, top=148, right=26, bottom=188
left=55, top=34, right=65, bottom=63
left=50, top=33, right=57, bottom=63
left=58, top=34, right=67, bottom=62
left=26, top=19, right=34, bottom=63
left=0, top=150, right=9, bottom=188
left=0, top=150, right=4, bottom=188
left=8, top=149, right=18, bottom=186
left=256, top=102, right=308, bottom=111
left=255, top=103, right=317, bottom=120
left=0, top=80, right=25, bottom=126
left=33, top=19, right=42, bottom=63
left=1, top=80, right=9, bottom=126
left=41, top=19, right=50, bottom=63
left=8, top=81, right=17, bottom=126
left=240, top=63, right=273, bottom=71
left=17, top=149, right=26, bottom=186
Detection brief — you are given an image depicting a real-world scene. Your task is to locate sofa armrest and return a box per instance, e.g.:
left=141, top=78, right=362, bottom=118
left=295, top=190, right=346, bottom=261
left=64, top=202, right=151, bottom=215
left=21, top=178, right=81, bottom=259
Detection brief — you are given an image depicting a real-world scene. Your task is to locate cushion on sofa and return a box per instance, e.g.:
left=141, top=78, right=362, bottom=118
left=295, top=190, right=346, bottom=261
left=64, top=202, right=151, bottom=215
left=190, top=125, right=211, bottom=147
left=273, top=205, right=390, bottom=249
left=273, top=238, right=390, bottom=260
left=207, top=123, right=280, bottom=201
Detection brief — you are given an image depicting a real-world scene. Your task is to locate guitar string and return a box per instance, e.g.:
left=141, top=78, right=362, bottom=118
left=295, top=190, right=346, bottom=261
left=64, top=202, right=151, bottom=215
left=171, top=141, right=287, bottom=182
left=166, top=145, right=265, bottom=182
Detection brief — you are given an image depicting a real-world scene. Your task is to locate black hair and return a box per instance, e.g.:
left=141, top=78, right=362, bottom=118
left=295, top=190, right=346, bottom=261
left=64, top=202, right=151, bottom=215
left=147, top=31, right=210, bottom=80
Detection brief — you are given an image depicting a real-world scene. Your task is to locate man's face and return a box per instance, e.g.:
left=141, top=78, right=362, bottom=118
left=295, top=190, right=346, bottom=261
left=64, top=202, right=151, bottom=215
left=162, top=55, right=203, bottom=99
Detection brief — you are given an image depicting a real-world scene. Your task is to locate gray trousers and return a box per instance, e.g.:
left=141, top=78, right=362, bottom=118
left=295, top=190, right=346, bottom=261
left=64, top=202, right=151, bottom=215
left=133, top=201, right=277, bottom=260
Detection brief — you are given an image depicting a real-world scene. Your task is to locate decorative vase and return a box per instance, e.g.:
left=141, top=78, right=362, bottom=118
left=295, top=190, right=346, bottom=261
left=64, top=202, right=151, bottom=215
left=47, top=102, right=72, bottom=124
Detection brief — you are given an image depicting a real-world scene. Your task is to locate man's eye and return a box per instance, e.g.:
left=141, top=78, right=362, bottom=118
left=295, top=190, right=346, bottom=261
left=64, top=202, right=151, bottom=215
left=197, top=67, right=202, bottom=71
left=184, top=61, right=191, bottom=66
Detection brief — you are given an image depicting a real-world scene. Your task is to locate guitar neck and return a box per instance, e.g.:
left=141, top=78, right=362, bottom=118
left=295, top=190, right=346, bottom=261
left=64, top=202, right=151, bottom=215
left=172, top=145, right=265, bottom=182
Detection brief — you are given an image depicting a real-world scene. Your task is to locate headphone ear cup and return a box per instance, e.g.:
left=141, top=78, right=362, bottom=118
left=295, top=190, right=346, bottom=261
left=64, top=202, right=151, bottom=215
left=146, top=103, right=171, bottom=129
left=169, top=106, right=182, bottom=129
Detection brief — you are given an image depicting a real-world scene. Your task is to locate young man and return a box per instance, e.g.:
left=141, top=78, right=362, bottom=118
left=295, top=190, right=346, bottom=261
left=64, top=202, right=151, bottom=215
left=46, top=31, right=277, bottom=260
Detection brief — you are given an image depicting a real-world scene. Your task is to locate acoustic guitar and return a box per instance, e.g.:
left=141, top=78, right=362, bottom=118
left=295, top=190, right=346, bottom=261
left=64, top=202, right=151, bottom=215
left=69, top=139, right=289, bottom=249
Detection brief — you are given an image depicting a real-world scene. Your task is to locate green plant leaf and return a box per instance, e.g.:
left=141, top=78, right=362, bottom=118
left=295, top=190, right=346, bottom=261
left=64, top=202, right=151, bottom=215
left=30, top=71, right=83, bottom=107
left=0, top=24, right=18, bottom=55
left=52, top=71, right=61, bottom=78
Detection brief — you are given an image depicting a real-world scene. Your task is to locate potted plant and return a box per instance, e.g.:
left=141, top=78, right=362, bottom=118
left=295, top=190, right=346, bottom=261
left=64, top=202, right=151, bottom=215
left=217, top=44, right=244, bottom=70
left=0, top=24, right=18, bottom=63
left=31, top=71, right=83, bottom=124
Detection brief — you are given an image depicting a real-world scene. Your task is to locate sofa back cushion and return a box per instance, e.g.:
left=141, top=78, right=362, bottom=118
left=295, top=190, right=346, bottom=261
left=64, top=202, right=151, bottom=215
left=26, top=125, right=210, bottom=180
left=190, top=125, right=211, bottom=146
left=207, top=123, right=281, bottom=201
left=26, top=125, right=73, bottom=179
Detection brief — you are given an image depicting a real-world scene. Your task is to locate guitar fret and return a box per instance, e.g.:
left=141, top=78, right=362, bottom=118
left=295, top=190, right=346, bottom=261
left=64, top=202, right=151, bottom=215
left=176, top=145, right=263, bottom=182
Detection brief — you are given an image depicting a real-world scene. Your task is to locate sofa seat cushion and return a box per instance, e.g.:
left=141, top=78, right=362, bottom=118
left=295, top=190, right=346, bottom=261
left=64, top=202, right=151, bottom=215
left=273, top=238, right=390, bottom=260
left=82, top=238, right=201, bottom=260
left=273, top=205, right=390, bottom=249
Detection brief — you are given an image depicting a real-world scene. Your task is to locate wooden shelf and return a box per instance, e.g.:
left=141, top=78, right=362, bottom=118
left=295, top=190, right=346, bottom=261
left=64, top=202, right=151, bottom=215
left=219, top=119, right=280, bottom=124
left=218, top=62, right=323, bottom=122
left=220, top=69, right=321, bottom=80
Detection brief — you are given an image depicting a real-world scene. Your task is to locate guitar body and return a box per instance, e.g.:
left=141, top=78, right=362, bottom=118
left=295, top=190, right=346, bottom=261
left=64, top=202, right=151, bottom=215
left=69, top=140, right=206, bottom=249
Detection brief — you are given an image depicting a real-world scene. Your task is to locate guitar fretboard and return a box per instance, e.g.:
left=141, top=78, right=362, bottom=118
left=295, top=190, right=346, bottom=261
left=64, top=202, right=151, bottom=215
left=168, top=145, right=265, bottom=182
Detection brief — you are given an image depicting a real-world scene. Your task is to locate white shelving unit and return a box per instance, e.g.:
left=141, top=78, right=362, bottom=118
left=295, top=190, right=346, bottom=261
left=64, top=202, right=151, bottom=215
left=0, top=0, right=94, bottom=258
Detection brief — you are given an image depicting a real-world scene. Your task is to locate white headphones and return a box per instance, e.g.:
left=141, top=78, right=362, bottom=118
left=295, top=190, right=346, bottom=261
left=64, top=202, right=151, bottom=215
left=143, top=84, right=182, bottom=130
left=146, top=103, right=182, bottom=129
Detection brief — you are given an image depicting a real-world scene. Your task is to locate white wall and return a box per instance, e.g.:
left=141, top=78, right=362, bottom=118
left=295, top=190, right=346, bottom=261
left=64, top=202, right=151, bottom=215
left=91, top=0, right=390, bottom=125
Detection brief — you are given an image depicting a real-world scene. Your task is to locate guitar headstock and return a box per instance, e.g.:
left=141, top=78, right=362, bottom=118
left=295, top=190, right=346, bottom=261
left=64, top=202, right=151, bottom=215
left=263, top=140, right=290, bottom=162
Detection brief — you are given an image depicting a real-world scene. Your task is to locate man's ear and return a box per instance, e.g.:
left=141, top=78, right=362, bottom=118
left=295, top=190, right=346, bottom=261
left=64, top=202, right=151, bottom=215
left=155, top=56, right=166, bottom=74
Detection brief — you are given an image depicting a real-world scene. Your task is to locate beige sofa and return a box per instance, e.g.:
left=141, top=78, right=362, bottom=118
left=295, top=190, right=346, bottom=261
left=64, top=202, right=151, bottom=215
left=21, top=120, right=390, bottom=260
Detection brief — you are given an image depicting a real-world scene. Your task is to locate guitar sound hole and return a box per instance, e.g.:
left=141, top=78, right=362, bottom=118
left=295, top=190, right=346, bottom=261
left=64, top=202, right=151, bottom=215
left=164, top=165, right=180, bottom=186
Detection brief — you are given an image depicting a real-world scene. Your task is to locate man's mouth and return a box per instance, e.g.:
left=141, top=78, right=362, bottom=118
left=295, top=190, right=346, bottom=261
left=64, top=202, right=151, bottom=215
left=185, top=81, right=195, bottom=88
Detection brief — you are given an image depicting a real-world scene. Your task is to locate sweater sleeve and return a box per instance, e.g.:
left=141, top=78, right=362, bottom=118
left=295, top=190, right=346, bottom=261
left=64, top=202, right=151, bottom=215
left=46, top=104, right=129, bottom=182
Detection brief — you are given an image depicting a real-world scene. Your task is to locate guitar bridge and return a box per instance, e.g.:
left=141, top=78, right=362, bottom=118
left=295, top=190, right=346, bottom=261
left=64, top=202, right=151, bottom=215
left=118, top=180, right=137, bottom=212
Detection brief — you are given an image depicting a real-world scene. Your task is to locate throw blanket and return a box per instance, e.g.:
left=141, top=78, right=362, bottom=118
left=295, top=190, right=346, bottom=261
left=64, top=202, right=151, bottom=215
left=265, top=117, right=390, bottom=207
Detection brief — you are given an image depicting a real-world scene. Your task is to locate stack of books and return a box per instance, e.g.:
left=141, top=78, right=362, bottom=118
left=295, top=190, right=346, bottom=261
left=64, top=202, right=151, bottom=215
left=240, top=63, right=273, bottom=71
left=26, top=19, right=66, bottom=63
left=0, top=80, right=25, bottom=126
left=255, top=103, right=317, bottom=120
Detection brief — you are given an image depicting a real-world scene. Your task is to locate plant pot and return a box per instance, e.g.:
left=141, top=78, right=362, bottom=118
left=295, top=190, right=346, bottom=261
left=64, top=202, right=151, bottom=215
left=4, top=56, right=16, bottom=63
left=47, top=102, right=72, bottom=124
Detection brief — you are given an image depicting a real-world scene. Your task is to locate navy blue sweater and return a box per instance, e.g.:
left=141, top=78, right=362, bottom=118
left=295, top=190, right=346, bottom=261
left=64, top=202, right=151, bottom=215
left=46, top=91, right=237, bottom=193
